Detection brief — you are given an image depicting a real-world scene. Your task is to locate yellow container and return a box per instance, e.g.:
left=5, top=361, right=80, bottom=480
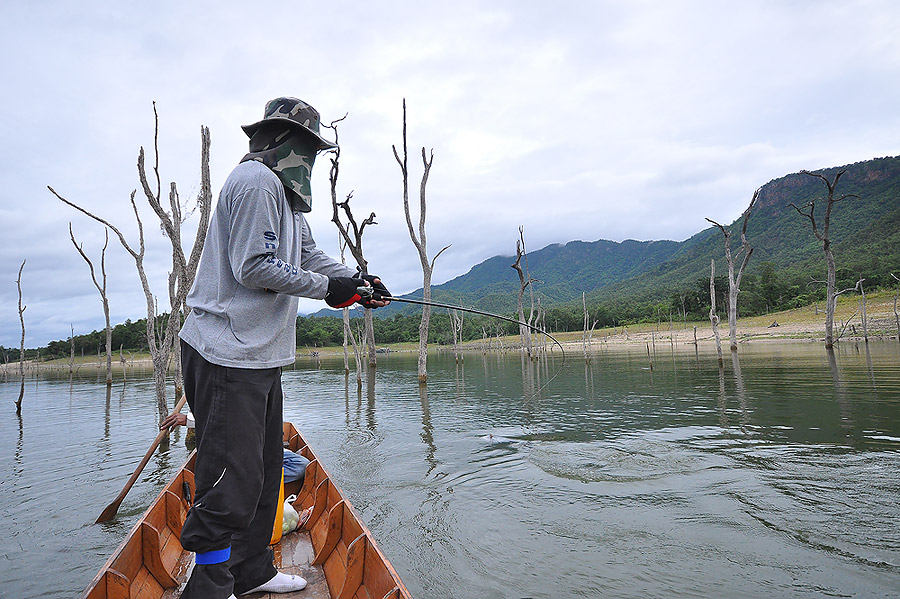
left=269, top=468, right=285, bottom=545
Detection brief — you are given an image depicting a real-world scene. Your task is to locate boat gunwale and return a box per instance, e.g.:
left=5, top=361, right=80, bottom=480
left=80, top=422, right=413, bottom=599
left=79, top=450, right=196, bottom=599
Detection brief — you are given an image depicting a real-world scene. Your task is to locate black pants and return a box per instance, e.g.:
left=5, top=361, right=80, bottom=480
left=179, top=341, right=284, bottom=599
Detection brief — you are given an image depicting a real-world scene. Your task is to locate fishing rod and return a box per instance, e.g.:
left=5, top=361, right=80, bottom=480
left=357, top=287, right=567, bottom=393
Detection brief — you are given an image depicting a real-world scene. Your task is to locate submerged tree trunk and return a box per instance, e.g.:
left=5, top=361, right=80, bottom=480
left=710, top=259, right=724, bottom=367
left=70, top=225, right=113, bottom=385
left=343, top=307, right=363, bottom=387
left=582, top=292, right=598, bottom=363
left=858, top=277, right=869, bottom=343
left=449, top=309, right=464, bottom=364
left=792, top=170, right=858, bottom=349
left=511, top=226, right=535, bottom=359
left=393, top=99, right=449, bottom=384
left=16, top=259, right=26, bottom=415
left=824, top=239, right=837, bottom=347
left=417, top=268, right=433, bottom=381
left=338, top=236, right=363, bottom=387
left=892, top=273, right=900, bottom=343
left=706, top=188, right=757, bottom=352
left=325, top=117, right=380, bottom=368
left=139, top=116, right=212, bottom=415
left=365, top=310, right=378, bottom=369
left=68, top=325, right=75, bottom=374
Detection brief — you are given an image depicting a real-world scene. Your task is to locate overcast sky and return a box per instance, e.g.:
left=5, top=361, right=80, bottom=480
left=2, top=0, right=899, bottom=349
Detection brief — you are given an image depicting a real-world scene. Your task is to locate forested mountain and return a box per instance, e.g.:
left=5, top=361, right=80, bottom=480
left=376, top=155, right=900, bottom=318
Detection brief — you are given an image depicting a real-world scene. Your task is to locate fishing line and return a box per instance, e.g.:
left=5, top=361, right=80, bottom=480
left=363, top=291, right=567, bottom=395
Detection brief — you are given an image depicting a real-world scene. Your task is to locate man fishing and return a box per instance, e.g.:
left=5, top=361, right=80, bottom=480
left=174, top=97, right=390, bottom=599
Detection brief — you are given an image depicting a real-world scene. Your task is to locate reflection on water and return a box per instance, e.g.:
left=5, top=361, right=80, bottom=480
left=418, top=384, right=437, bottom=476
left=1, top=342, right=900, bottom=598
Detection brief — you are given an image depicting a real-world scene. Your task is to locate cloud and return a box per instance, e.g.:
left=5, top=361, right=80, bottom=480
left=2, top=0, right=900, bottom=347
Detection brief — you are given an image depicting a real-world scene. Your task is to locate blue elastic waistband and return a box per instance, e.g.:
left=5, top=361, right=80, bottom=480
left=195, top=546, right=231, bottom=565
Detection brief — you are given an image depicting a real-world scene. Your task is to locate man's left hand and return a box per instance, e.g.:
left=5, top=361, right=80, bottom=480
left=360, top=274, right=391, bottom=309
left=160, top=412, right=188, bottom=430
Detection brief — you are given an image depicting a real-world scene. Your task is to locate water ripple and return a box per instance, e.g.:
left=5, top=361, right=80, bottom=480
left=4, top=344, right=900, bottom=598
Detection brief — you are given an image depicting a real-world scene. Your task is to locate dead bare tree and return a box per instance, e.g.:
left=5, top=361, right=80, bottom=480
left=70, top=224, right=113, bottom=386
left=857, top=277, right=869, bottom=343
left=536, top=298, right=548, bottom=356
left=326, top=116, right=379, bottom=368
left=337, top=230, right=363, bottom=388
left=137, top=103, right=212, bottom=401
left=706, top=188, right=758, bottom=351
left=15, top=259, right=25, bottom=415
left=791, top=170, right=858, bottom=349
left=582, top=292, right=598, bottom=362
left=891, top=273, right=900, bottom=343
left=836, top=308, right=860, bottom=341
left=449, top=309, right=465, bottom=363
left=50, top=106, right=212, bottom=420
left=511, top=226, right=536, bottom=358
left=393, top=99, right=450, bottom=383
left=68, top=325, right=75, bottom=374
left=710, top=259, right=724, bottom=367
left=334, top=193, right=377, bottom=366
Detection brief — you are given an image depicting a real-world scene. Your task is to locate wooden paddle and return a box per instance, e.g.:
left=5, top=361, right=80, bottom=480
left=96, top=394, right=188, bottom=523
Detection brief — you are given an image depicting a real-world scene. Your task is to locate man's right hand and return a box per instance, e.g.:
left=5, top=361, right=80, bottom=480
left=325, top=276, right=365, bottom=308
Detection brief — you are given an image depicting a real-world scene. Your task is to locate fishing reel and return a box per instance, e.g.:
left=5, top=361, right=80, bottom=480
left=356, top=285, right=376, bottom=300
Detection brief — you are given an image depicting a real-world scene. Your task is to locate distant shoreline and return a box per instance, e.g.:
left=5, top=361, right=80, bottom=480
left=4, top=291, right=897, bottom=372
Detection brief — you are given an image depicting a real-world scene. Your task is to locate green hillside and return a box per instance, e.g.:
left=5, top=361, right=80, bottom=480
left=422, top=238, right=679, bottom=312
left=592, top=156, right=900, bottom=304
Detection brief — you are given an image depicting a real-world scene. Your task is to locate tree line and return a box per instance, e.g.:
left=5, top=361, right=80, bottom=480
left=7, top=246, right=893, bottom=365
left=4, top=318, right=155, bottom=362
left=6, top=252, right=889, bottom=363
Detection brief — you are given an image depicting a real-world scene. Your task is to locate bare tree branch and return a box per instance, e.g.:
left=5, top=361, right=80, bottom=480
left=431, top=244, right=451, bottom=270
left=835, top=309, right=859, bottom=341
left=789, top=201, right=822, bottom=241
left=69, top=224, right=113, bottom=385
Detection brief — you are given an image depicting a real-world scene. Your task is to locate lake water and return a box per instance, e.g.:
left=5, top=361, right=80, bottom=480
left=1, top=341, right=900, bottom=598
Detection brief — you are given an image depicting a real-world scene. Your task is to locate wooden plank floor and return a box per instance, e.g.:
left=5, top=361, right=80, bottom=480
left=162, top=529, right=331, bottom=598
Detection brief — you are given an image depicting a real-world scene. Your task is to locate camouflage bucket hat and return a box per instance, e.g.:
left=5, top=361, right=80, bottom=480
left=242, top=97, right=338, bottom=150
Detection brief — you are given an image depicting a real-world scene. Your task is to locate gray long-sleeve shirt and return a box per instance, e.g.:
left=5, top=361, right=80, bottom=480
left=179, top=160, right=355, bottom=368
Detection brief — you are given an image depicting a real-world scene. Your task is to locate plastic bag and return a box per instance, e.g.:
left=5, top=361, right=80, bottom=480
left=282, top=494, right=300, bottom=535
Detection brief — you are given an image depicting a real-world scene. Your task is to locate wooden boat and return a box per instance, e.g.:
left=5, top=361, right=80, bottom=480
left=82, top=422, right=413, bottom=599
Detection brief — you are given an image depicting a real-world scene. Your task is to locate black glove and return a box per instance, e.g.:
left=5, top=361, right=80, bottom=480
left=325, top=276, right=365, bottom=308
left=360, top=273, right=391, bottom=308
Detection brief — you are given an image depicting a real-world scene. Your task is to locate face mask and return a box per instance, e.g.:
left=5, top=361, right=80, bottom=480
left=241, top=127, right=319, bottom=212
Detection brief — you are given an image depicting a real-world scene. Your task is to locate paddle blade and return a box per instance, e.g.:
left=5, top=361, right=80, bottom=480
left=95, top=395, right=187, bottom=524
left=96, top=499, right=121, bottom=523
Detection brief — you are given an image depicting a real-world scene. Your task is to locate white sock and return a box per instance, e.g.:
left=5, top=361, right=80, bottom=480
left=241, top=571, right=308, bottom=594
